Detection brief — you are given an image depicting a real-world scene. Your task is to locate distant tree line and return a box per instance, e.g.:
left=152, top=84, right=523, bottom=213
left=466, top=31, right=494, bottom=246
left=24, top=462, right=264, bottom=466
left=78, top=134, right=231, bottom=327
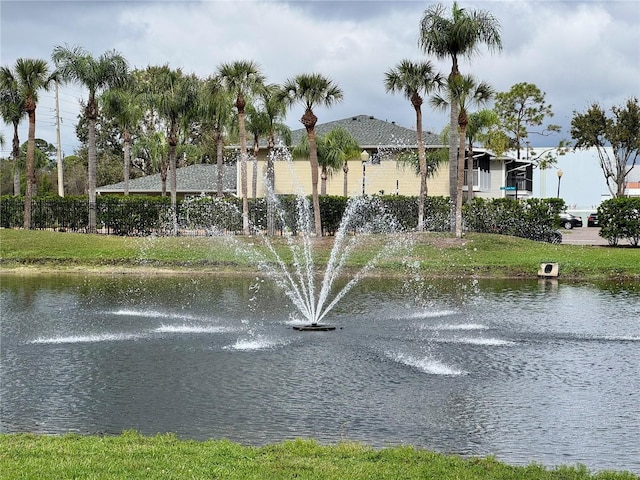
left=2, top=2, right=637, bottom=237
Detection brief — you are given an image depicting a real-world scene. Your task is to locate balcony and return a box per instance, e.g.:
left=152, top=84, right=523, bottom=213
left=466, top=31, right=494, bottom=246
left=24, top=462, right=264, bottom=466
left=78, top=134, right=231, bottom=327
left=463, top=169, right=491, bottom=191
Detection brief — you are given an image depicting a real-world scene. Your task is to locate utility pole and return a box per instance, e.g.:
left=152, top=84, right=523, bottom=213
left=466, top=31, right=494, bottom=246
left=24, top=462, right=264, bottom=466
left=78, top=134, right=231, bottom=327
left=55, top=80, right=64, bottom=197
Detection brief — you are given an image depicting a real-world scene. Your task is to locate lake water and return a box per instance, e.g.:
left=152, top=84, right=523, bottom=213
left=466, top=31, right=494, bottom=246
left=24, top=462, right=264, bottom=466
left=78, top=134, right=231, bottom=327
left=1, top=274, right=639, bottom=474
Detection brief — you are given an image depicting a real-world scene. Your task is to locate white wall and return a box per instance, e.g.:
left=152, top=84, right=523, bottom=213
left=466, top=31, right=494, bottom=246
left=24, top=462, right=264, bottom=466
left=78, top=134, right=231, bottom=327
left=533, top=146, right=612, bottom=210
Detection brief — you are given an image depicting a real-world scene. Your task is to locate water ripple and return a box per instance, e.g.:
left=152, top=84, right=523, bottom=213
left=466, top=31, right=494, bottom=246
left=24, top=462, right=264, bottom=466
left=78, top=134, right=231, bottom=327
left=155, top=325, right=234, bottom=334
left=29, top=333, right=143, bottom=344
left=439, top=337, right=516, bottom=346
left=385, top=351, right=466, bottom=376
left=425, top=323, right=490, bottom=331
left=224, top=337, right=289, bottom=351
left=110, top=309, right=206, bottom=321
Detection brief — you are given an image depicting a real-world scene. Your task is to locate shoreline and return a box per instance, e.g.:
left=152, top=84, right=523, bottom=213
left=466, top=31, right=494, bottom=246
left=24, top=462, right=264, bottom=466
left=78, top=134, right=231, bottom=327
left=2, top=264, right=638, bottom=282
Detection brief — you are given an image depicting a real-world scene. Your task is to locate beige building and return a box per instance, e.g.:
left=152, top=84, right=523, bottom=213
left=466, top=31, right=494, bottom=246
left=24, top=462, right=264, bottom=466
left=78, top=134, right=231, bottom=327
left=249, top=114, right=449, bottom=198
left=250, top=155, right=450, bottom=198
left=99, top=114, right=526, bottom=200
left=248, top=114, right=525, bottom=200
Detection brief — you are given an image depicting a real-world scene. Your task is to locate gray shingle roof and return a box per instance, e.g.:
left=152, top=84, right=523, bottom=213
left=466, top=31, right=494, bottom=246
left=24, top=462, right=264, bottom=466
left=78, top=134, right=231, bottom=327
left=97, top=164, right=236, bottom=194
left=288, top=114, right=443, bottom=149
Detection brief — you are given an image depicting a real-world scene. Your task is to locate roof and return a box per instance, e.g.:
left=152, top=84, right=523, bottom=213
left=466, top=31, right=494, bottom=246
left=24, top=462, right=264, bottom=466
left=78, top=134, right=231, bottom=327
left=96, top=164, right=237, bottom=195
left=287, top=114, right=443, bottom=149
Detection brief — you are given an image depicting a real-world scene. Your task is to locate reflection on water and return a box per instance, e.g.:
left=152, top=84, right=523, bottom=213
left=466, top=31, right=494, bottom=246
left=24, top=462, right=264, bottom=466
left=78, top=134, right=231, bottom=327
left=1, top=274, right=639, bottom=474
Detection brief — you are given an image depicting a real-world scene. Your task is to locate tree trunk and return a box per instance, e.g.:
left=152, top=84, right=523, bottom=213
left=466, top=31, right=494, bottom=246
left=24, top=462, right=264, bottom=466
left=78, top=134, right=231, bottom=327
left=123, top=129, right=131, bottom=196
left=238, top=111, right=250, bottom=235
left=252, top=139, right=259, bottom=200
left=266, top=133, right=275, bottom=236
left=13, top=167, right=20, bottom=196
left=448, top=62, right=460, bottom=234
left=302, top=107, right=322, bottom=236
left=24, top=108, right=36, bottom=229
left=342, top=162, right=349, bottom=197
left=449, top=102, right=459, bottom=233
left=169, top=142, right=177, bottom=203
left=415, top=103, right=426, bottom=232
left=215, top=128, right=224, bottom=198
left=321, top=167, right=328, bottom=196
left=12, top=121, right=20, bottom=195
left=467, top=138, right=474, bottom=201
left=307, top=126, right=322, bottom=236
left=615, top=147, right=626, bottom=197
left=169, top=126, right=178, bottom=235
left=455, top=124, right=467, bottom=238
left=87, top=100, right=98, bottom=234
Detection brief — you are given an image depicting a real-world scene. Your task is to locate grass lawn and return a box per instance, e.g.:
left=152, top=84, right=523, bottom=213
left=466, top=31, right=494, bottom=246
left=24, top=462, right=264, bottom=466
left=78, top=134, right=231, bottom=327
left=1, top=229, right=638, bottom=279
left=1, top=432, right=637, bottom=479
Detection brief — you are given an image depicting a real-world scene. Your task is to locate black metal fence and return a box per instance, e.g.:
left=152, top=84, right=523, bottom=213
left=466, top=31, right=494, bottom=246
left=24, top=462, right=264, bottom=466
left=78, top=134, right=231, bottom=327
left=2, top=196, right=186, bottom=235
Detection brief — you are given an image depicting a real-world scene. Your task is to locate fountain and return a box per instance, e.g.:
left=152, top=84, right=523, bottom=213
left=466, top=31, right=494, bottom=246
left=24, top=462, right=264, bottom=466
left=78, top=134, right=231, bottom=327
left=180, top=144, right=415, bottom=330
left=258, top=193, right=412, bottom=331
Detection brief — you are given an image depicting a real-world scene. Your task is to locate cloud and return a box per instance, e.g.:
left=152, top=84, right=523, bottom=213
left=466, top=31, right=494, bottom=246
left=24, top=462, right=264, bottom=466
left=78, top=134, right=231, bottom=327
left=460, top=1, right=639, bottom=139
left=1, top=0, right=638, bottom=158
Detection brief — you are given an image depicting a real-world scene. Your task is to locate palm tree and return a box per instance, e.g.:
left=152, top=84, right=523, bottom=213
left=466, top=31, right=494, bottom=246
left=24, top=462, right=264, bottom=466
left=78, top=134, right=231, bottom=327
left=464, top=109, right=499, bottom=200
left=292, top=134, right=333, bottom=196
left=245, top=106, right=271, bottom=200
left=1, top=58, right=54, bottom=229
left=52, top=45, right=128, bottom=233
left=323, top=127, right=360, bottom=198
left=200, top=75, right=234, bottom=198
left=294, top=127, right=360, bottom=197
left=0, top=81, right=26, bottom=195
left=247, top=85, right=292, bottom=197
left=384, top=59, right=444, bottom=231
left=278, top=73, right=343, bottom=236
left=419, top=1, right=502, bottom=227
left=100, top=79, right=143, bottom=195
left=132, top=131, right=169, bottom=195
left=430, top=74, right=494, bottom=238
left=254, top=84, right=290, bottom=235
left=152, top=68, right=198, bottom=223
left=218, top=60, right=265, bottom=235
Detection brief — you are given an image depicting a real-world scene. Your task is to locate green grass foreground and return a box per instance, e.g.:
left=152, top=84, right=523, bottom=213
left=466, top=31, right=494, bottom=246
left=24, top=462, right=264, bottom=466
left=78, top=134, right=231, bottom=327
left=1, top=229, right=638, bottom=279
left=0, top=432, right=637, bottom=479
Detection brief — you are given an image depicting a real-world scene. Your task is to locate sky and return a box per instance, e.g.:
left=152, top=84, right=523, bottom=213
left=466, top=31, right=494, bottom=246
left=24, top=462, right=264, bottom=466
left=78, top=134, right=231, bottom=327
left=1, top=0, right=639, bottom=207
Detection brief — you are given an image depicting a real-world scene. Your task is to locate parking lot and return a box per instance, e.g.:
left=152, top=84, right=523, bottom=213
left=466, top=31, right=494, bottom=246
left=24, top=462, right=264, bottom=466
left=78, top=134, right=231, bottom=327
left=561, top=226, right=620, bottom=246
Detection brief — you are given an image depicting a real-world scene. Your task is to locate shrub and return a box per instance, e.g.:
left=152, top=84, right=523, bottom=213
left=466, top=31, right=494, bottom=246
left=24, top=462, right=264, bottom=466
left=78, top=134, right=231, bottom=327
left=463, top=197, right=565, bottom=243
left=319, top=196, right=349, bottom=235
left=598, top=197, right=640, bottom=246
left=379, top=195, right=450, bottom=232
left=97, top=195, right=172, bottom=236
left=179, top=195, right=242, bottom=234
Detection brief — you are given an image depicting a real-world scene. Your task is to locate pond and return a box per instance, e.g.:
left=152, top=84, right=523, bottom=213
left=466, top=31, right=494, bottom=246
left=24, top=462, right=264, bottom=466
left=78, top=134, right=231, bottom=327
left=1, top=274, right=639, bottom=474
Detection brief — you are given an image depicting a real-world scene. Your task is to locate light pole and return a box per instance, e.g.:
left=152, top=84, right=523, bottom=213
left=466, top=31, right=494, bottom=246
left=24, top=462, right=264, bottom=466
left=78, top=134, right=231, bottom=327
left=557, top=169, right=563, bottom=198
left=360, top=150, right=369, bottom=195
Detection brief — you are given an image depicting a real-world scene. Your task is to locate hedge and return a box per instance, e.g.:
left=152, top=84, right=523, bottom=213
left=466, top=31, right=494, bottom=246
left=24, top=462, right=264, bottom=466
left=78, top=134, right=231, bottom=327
left=598, top=197, right=640, bottom=246
left=2, top=194, right=566, bottom=244
left=1, top=194, right=452, bottom=237
left=462, top=197, right=565, bottom=243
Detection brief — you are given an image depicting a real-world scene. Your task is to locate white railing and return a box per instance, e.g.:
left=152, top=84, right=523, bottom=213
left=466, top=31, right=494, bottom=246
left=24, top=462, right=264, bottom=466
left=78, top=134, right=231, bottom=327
left=464, top=169, right=491, bottom=191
